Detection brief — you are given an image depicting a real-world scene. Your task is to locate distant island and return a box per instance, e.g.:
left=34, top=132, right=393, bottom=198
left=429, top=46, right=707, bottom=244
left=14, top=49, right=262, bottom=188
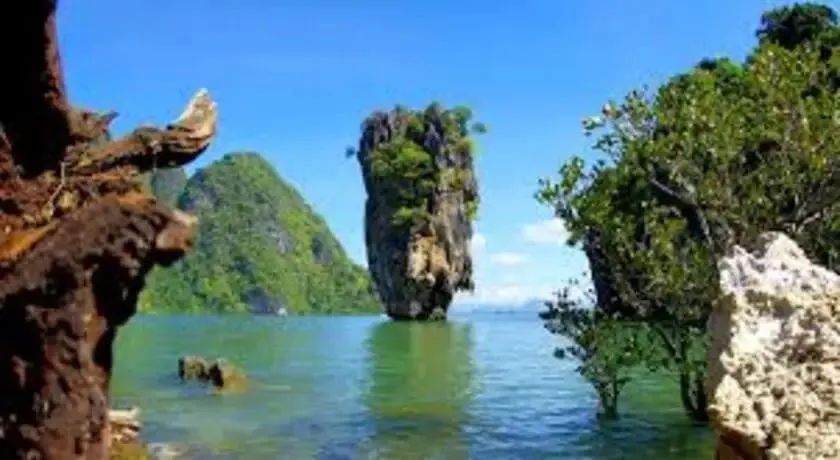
left=138, top=152, right=380, bottom=315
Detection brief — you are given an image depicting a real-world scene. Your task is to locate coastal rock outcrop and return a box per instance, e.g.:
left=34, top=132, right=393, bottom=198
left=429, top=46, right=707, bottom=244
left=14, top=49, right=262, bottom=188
left=708, top=232, right=840, bottom=460
left=352, top=104, right=485, bottom=320
left=0, top=2, right=217, bottom=458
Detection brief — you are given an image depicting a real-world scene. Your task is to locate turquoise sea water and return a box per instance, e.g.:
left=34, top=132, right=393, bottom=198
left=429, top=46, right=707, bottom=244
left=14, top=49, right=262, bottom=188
left=111, top=313, right=714, bottom=459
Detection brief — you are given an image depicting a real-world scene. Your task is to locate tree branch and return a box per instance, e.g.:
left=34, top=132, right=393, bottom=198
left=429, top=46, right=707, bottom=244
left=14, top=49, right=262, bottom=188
left=69, top=107, right=119, bottom=145
left=643, top=161, right=730, bottom=254
left=66, top=89, right=217, bottom=176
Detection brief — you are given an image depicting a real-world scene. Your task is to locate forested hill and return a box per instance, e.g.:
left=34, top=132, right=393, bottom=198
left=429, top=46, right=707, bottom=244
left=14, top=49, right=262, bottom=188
left=139, top=152, right=380, bottom=314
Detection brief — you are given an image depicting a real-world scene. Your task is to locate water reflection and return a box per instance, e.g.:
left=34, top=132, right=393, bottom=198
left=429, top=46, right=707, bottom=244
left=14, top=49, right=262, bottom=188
left=563, top=374, right=716, bottom=459
left=361, top=320, right=476, bottom=459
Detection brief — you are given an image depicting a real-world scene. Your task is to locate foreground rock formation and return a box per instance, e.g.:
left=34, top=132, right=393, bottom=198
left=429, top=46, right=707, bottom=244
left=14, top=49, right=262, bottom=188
left=0, top=2, right=217, bottom=458
left=708, top=232, right=840, bottom=460
left=352, top=105, right=483, bottom=320
left=108, top=408, right=145, bottom=459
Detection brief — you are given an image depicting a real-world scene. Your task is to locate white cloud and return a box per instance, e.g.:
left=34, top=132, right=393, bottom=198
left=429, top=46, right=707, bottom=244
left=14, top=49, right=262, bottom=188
left=455, top=283, right=555, bottom=306
left=490, top=252, right=528, bottom=267
left=470, top=233, right=487, bottom=254
left=521, top=218, right=568, bottom=246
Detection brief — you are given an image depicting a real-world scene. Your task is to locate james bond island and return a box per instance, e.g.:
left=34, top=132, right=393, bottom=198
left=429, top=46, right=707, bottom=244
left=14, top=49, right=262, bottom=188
left=350, top=104, right=485, bottom=321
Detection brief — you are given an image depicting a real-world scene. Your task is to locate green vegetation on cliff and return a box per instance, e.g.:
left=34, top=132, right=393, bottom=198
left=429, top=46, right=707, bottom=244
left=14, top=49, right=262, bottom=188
left=146, top=167, right=188, bottom=207
left=537, top=2, right=840, bottom=420
left=349, top=103, right=486, bottom=228
left=139, top=152, right=379, bottom=314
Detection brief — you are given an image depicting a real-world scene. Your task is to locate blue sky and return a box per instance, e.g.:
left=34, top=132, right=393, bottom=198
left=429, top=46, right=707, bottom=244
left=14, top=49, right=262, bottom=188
left=58, top=0, right=806, bottom=306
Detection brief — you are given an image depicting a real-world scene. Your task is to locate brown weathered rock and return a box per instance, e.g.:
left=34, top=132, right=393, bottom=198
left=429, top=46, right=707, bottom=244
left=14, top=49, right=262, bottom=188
left=0, top=1, right=217, bottom=458
left=178, top=356, right=247, bottom=391
left=708, top=232, right=840, bottom=460
left=0, top=195, right=200, bottom=459
left=353, top=106, right=479, bottom=321
left=206, top=359, right=247, bottom=390
left=108, top=408, right=142, bottom=452
left=178, top=355, right=210, bottom=381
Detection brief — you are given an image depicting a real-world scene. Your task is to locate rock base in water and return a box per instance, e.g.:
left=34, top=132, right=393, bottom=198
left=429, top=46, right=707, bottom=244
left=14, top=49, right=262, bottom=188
left=708, top=232, right=840, bottom=460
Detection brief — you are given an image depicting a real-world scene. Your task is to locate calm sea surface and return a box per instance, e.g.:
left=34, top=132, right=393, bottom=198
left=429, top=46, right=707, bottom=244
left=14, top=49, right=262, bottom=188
left=111, top=313, right=714, bottom=459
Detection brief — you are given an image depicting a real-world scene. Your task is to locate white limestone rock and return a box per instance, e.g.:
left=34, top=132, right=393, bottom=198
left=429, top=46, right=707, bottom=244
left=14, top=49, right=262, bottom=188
left=708, top=232, right=840, bottom=460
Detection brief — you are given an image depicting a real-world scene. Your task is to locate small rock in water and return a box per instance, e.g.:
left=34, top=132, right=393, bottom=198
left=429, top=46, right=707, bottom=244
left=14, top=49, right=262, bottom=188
left=178, top=355, right=210, bottom=381
left=147, top=443, right=186, bottom=460
left=206, top=358, right=247, bottom=389
left=177, top=355, right=247, bottom=391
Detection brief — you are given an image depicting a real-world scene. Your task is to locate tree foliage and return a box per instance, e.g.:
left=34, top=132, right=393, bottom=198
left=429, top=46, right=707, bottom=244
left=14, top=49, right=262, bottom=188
left=537, top=3, right=840, bottom=421
left=757, top=2, right=839, bottom=49
left=349, top=103, right=486, bottom=228
left=146, top=167, right=188, bottom=207
left=539, top=281, right=659, bottom=418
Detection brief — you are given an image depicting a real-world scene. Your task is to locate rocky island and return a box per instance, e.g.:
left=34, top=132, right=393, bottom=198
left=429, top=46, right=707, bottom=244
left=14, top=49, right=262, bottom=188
left=350, top=104, right=486, bottom=320
left=139, top=153, right=379, bottom=314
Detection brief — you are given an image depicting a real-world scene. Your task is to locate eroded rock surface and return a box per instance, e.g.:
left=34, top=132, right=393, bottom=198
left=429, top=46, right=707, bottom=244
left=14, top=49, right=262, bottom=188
left=353, top=105, right=480, bottom=320
left=0, top=2, right=217, bottom=458
left=708, top=232, right=840, bottom=460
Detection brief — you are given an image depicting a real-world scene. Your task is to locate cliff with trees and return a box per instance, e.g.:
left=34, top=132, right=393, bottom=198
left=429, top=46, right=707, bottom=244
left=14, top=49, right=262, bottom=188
left=139, top=153, right=379, bottom=314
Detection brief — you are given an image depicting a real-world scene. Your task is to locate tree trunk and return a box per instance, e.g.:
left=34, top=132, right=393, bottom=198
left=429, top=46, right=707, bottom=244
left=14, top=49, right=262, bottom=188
left=0, top=2, right=218, bottom=458
left=595, top=383, right=621, bottom=420
left=678, top=371, right=710, bottom=423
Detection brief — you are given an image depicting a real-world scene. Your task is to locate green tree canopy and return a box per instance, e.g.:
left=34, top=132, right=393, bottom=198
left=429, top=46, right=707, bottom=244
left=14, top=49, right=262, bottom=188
left=349, top=103, right=486, bottom=228
left=537, top=3, right=840, bottom=421
left=757, top=2, right=838, bottom=49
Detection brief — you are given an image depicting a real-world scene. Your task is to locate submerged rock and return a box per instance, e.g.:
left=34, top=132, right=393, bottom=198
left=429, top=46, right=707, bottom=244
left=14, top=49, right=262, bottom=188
left=708, top=232, right=840, bottom=460
left=352, top=104, right=484, bottom=320
left=110, top=441, right=149, bottom=460
left=146, top=443, right=187, bottom=460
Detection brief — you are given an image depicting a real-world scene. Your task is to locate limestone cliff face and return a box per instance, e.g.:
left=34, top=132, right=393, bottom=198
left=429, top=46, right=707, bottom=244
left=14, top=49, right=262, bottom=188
left=354, top=105, right=482, bottom=320
left=708, top=232, right=840, bottom=460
